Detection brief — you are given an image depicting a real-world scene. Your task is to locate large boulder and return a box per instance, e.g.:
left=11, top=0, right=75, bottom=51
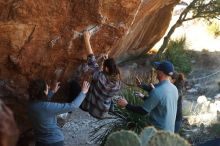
left=0, top=0, right=179, bottom=143
left=0, top=0, right=179, bottom=88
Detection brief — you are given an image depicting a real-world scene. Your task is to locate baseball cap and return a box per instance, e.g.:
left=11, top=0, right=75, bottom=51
left=153, top=61, right=174, bottom=76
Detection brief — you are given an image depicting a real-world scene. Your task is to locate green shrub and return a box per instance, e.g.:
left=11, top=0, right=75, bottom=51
left=89, top=86, right=150, bottom=145
left=116, top=87, right=150, bottom=134
left=157, top=37, right=192, bottom=74
left=209, top=122, right=220, bottom=137
left=207, top=22, right=220, bottom=37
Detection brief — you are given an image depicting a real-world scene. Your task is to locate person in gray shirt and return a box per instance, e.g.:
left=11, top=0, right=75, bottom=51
left=117, top=61, right=178, bottom=132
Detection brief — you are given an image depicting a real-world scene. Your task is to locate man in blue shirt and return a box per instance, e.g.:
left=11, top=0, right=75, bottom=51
left=117, top=61, right=178, bottom=132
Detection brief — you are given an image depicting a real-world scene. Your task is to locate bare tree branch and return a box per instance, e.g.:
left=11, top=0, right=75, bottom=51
left=156, top=0, right=220, bottom=57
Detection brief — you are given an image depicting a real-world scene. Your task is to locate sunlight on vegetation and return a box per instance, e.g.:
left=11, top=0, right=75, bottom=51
left=207, top=21, right=220, bottom=38
left=154, top=0, right=220, bottom=53
left=157, top=37, right=192, bottom=74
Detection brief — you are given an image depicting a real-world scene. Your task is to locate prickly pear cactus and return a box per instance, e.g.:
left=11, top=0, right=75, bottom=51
left=139, top=127, right=157, bottom=146
left=148, top=131, right=191, bottom=146
left=105, top=130, right=141, bottom=146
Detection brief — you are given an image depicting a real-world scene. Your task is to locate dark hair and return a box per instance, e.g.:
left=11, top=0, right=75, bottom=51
left=171, top=72, right=185, bottom=82
left=103, top=58, right=120, bottom=77
left=28, top=79, right=47, bottom=101
left=171, top=72, right=185, bottom=88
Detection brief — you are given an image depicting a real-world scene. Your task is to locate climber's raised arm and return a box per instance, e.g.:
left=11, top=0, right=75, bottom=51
left=83, top=30, right=99, bottom=73
left=84, top=31, right=94, bottom=55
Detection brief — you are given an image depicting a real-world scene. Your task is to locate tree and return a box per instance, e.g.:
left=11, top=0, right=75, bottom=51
left=157, top=0, right=220, bottom=56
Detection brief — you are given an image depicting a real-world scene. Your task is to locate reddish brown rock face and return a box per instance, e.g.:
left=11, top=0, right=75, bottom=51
left=0, top=0, right=179, bottom=141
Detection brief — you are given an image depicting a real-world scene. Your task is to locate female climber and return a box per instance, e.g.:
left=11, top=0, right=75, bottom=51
left=80, top=31, right=121, bottom=119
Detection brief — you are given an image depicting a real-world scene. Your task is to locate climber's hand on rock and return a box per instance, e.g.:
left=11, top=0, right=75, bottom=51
left=84, top=31, right=91, bottom=41
left=84, top=31, right=93, bottom=54
left=81, top=81, right=90, bottom=94
left=103, top=51, right=110, bottom=60
left=100, top=51, right=109, bottom=60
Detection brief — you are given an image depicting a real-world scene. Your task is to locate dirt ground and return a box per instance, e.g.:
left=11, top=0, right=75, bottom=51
left=187, top=51, right=220, bottom=98
left=62, top=109, right=99, bottom=146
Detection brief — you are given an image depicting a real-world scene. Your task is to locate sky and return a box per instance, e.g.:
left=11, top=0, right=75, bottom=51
left=153, top=0, right=220, bottom=52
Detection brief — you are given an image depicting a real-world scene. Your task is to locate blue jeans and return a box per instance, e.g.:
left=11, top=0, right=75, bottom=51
left=36, top=141, right=64, bottom=146
left=175, top=120, right=182, bottom=133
